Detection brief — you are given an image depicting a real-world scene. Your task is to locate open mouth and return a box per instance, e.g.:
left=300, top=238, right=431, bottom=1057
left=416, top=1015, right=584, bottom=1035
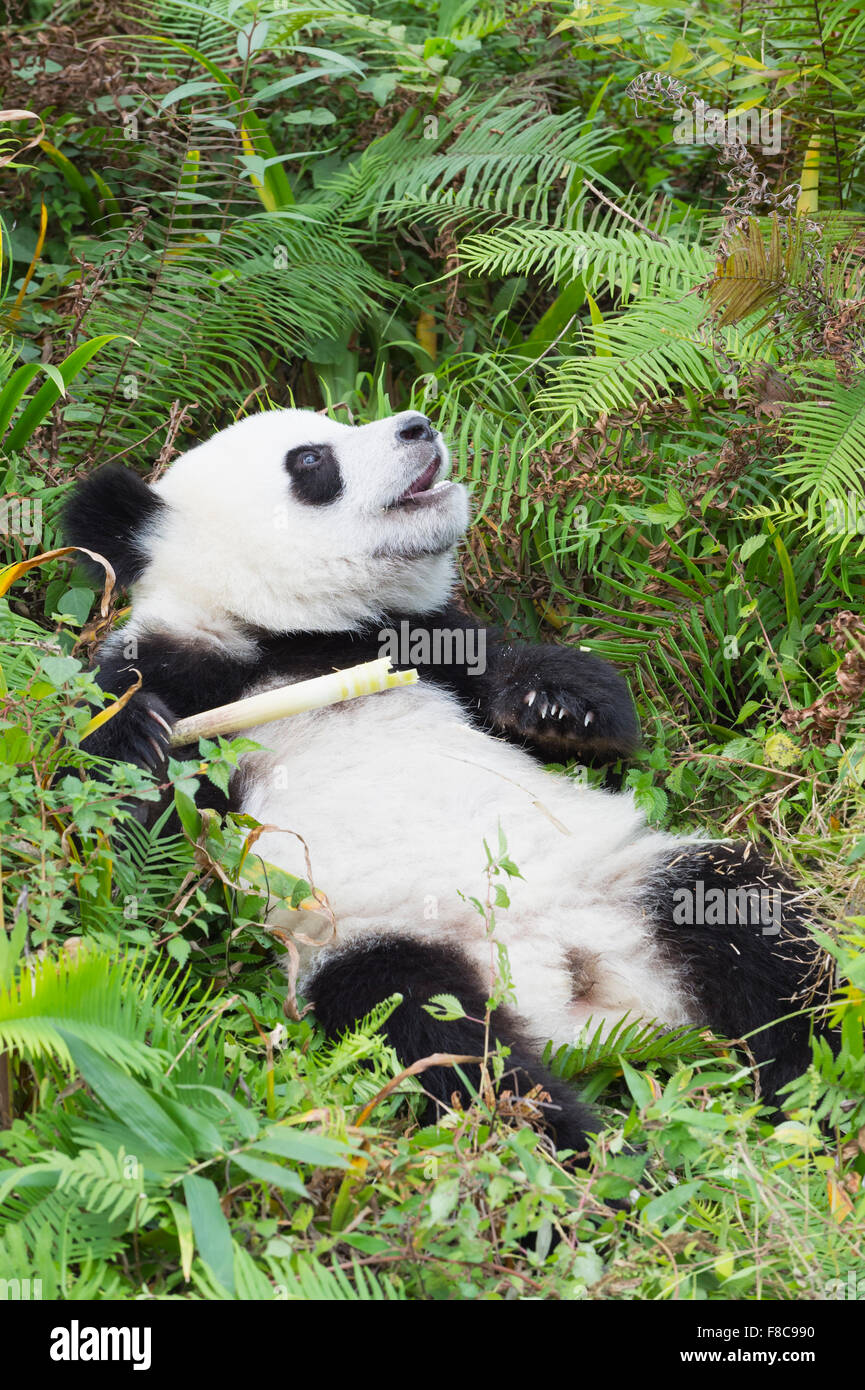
left=387, top=456, right=451, bottom=509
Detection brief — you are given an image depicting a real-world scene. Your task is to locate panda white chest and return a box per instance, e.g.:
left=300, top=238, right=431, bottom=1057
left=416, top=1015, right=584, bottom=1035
left=243, top=683, right=604, bottom=887
left=233, top=681, right=691, bottom=1044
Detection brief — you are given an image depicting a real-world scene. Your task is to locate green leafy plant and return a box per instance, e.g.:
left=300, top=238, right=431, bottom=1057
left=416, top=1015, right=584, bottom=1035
left=0, top=0, right=862, bottom=1302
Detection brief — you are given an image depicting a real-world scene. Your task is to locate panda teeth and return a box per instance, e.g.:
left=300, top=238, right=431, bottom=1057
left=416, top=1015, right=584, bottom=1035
left=388, top=465, right=449, bottom=509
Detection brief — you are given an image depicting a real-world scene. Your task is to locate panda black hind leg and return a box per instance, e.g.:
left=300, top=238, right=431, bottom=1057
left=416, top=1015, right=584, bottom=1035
left=308, top=936, right=596, bottom=1157
left=645, top=841, right=831, bottom=1107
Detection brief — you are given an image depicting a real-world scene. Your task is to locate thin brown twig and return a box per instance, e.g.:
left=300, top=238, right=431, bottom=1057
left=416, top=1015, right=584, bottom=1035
left=355, top=1053, right=483, bottom=1127
left=583, top=178, right=667, bottom=243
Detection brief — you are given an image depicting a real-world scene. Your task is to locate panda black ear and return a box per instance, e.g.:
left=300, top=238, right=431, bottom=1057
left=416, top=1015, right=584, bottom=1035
left=63, top=465, right=167, bottom=589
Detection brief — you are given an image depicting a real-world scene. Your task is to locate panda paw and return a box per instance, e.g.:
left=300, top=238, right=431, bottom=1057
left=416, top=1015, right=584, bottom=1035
left=489, top=650, right=639, bottom=759
left=85, top=691, right=176, bottom=776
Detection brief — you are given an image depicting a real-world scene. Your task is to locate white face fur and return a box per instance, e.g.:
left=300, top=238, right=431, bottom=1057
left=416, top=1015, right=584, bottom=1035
left=130, top=408, right=471, bottom=639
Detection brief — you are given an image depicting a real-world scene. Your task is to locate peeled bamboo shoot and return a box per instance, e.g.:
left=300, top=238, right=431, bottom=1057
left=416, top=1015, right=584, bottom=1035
left=169, top=657, right=418, bottom=746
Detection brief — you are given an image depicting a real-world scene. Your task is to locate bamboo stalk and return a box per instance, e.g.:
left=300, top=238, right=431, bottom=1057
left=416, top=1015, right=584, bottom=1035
left=169, top=657, right=418, bottom=746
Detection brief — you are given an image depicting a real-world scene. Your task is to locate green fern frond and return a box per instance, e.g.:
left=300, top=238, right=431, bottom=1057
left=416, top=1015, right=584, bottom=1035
left=459, top=223, right=710, bottom=302
left=327, top=94, right=614, bottom=228
left=0, top=947, right=171, bottom=1076
left=0, top=1190, right=130, bottom=1269
left=268, top=1251, right=408, bottom=1300
left=777, top=376, right=865, bottom=510
left=545, top=1015, right=711, bottom=1084
left=53, top=1144, right=154, bottom=1223
left=78, top=209, right=388, bottom=463
left=314, top=991, right=405, bottom=1086
left=535, top=298, right=716, bottom=421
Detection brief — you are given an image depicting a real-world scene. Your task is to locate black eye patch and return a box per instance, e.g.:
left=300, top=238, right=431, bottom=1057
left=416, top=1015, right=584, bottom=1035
left=284, top=443, right=343, bottom=506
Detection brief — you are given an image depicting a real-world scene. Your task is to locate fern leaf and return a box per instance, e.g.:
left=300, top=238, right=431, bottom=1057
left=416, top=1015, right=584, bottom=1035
left=536, top=298, right=716, bottom=421
left=777, top=376, right=865, bottom=510
left=459, top=223, right=710, bottom=303
left=707, top=215, right=809, bottom=327
left=0, top=948, right=169, bottom=1077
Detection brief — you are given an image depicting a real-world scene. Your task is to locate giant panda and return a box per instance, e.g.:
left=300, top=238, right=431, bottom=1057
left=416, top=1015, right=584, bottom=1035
left=64, top=407, right=828, bottom=1153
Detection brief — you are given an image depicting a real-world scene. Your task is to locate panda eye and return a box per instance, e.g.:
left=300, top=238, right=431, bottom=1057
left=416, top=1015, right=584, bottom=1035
left=285, top=442, right=342, bottom=505
left=285, top=444, right=325, bottom=472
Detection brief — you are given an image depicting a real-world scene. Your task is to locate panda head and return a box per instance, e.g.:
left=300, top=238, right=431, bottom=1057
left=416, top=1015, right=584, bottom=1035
left=65, top=408, right=470, bottom=636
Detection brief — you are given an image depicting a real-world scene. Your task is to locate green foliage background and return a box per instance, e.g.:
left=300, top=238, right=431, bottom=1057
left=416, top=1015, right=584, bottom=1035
left=0, top=0, right=863, bottom=1301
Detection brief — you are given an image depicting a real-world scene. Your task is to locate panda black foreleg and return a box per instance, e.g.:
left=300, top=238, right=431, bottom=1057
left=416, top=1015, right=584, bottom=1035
left=412, top=606, right=640, bottom=762
left=646, top=842, right=831, bottom=1106
left=83, top=687, right=176, bottom=782
left=74, top=661, right=177, bottom=826
left=76, top=636, right=246, bottom=825
left=482, top=641, right=640, bottom=761
left=308, top=936, right=596, bottom=1156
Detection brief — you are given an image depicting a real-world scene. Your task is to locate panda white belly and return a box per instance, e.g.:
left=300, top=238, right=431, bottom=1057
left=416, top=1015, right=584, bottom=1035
left=236, top=681, right=696, bottom=1047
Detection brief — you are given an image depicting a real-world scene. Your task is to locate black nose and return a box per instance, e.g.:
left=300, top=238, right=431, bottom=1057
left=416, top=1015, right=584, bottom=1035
left=396, top=413, right=434, bottom=444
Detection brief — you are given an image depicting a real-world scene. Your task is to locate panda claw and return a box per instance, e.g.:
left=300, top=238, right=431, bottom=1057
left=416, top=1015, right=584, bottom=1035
left=539, top=699, right=549, bottom=719
left=549, top=703, right=558, bottom=718
left=584, top=711, right=595, bottom=727
left=524, top=690, right=537, bottom=708
left=148, top=709, right=173, bottom=739
left=558, top=707, right=566, bottom=719
left=146, top=735, right=167, bottom=766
